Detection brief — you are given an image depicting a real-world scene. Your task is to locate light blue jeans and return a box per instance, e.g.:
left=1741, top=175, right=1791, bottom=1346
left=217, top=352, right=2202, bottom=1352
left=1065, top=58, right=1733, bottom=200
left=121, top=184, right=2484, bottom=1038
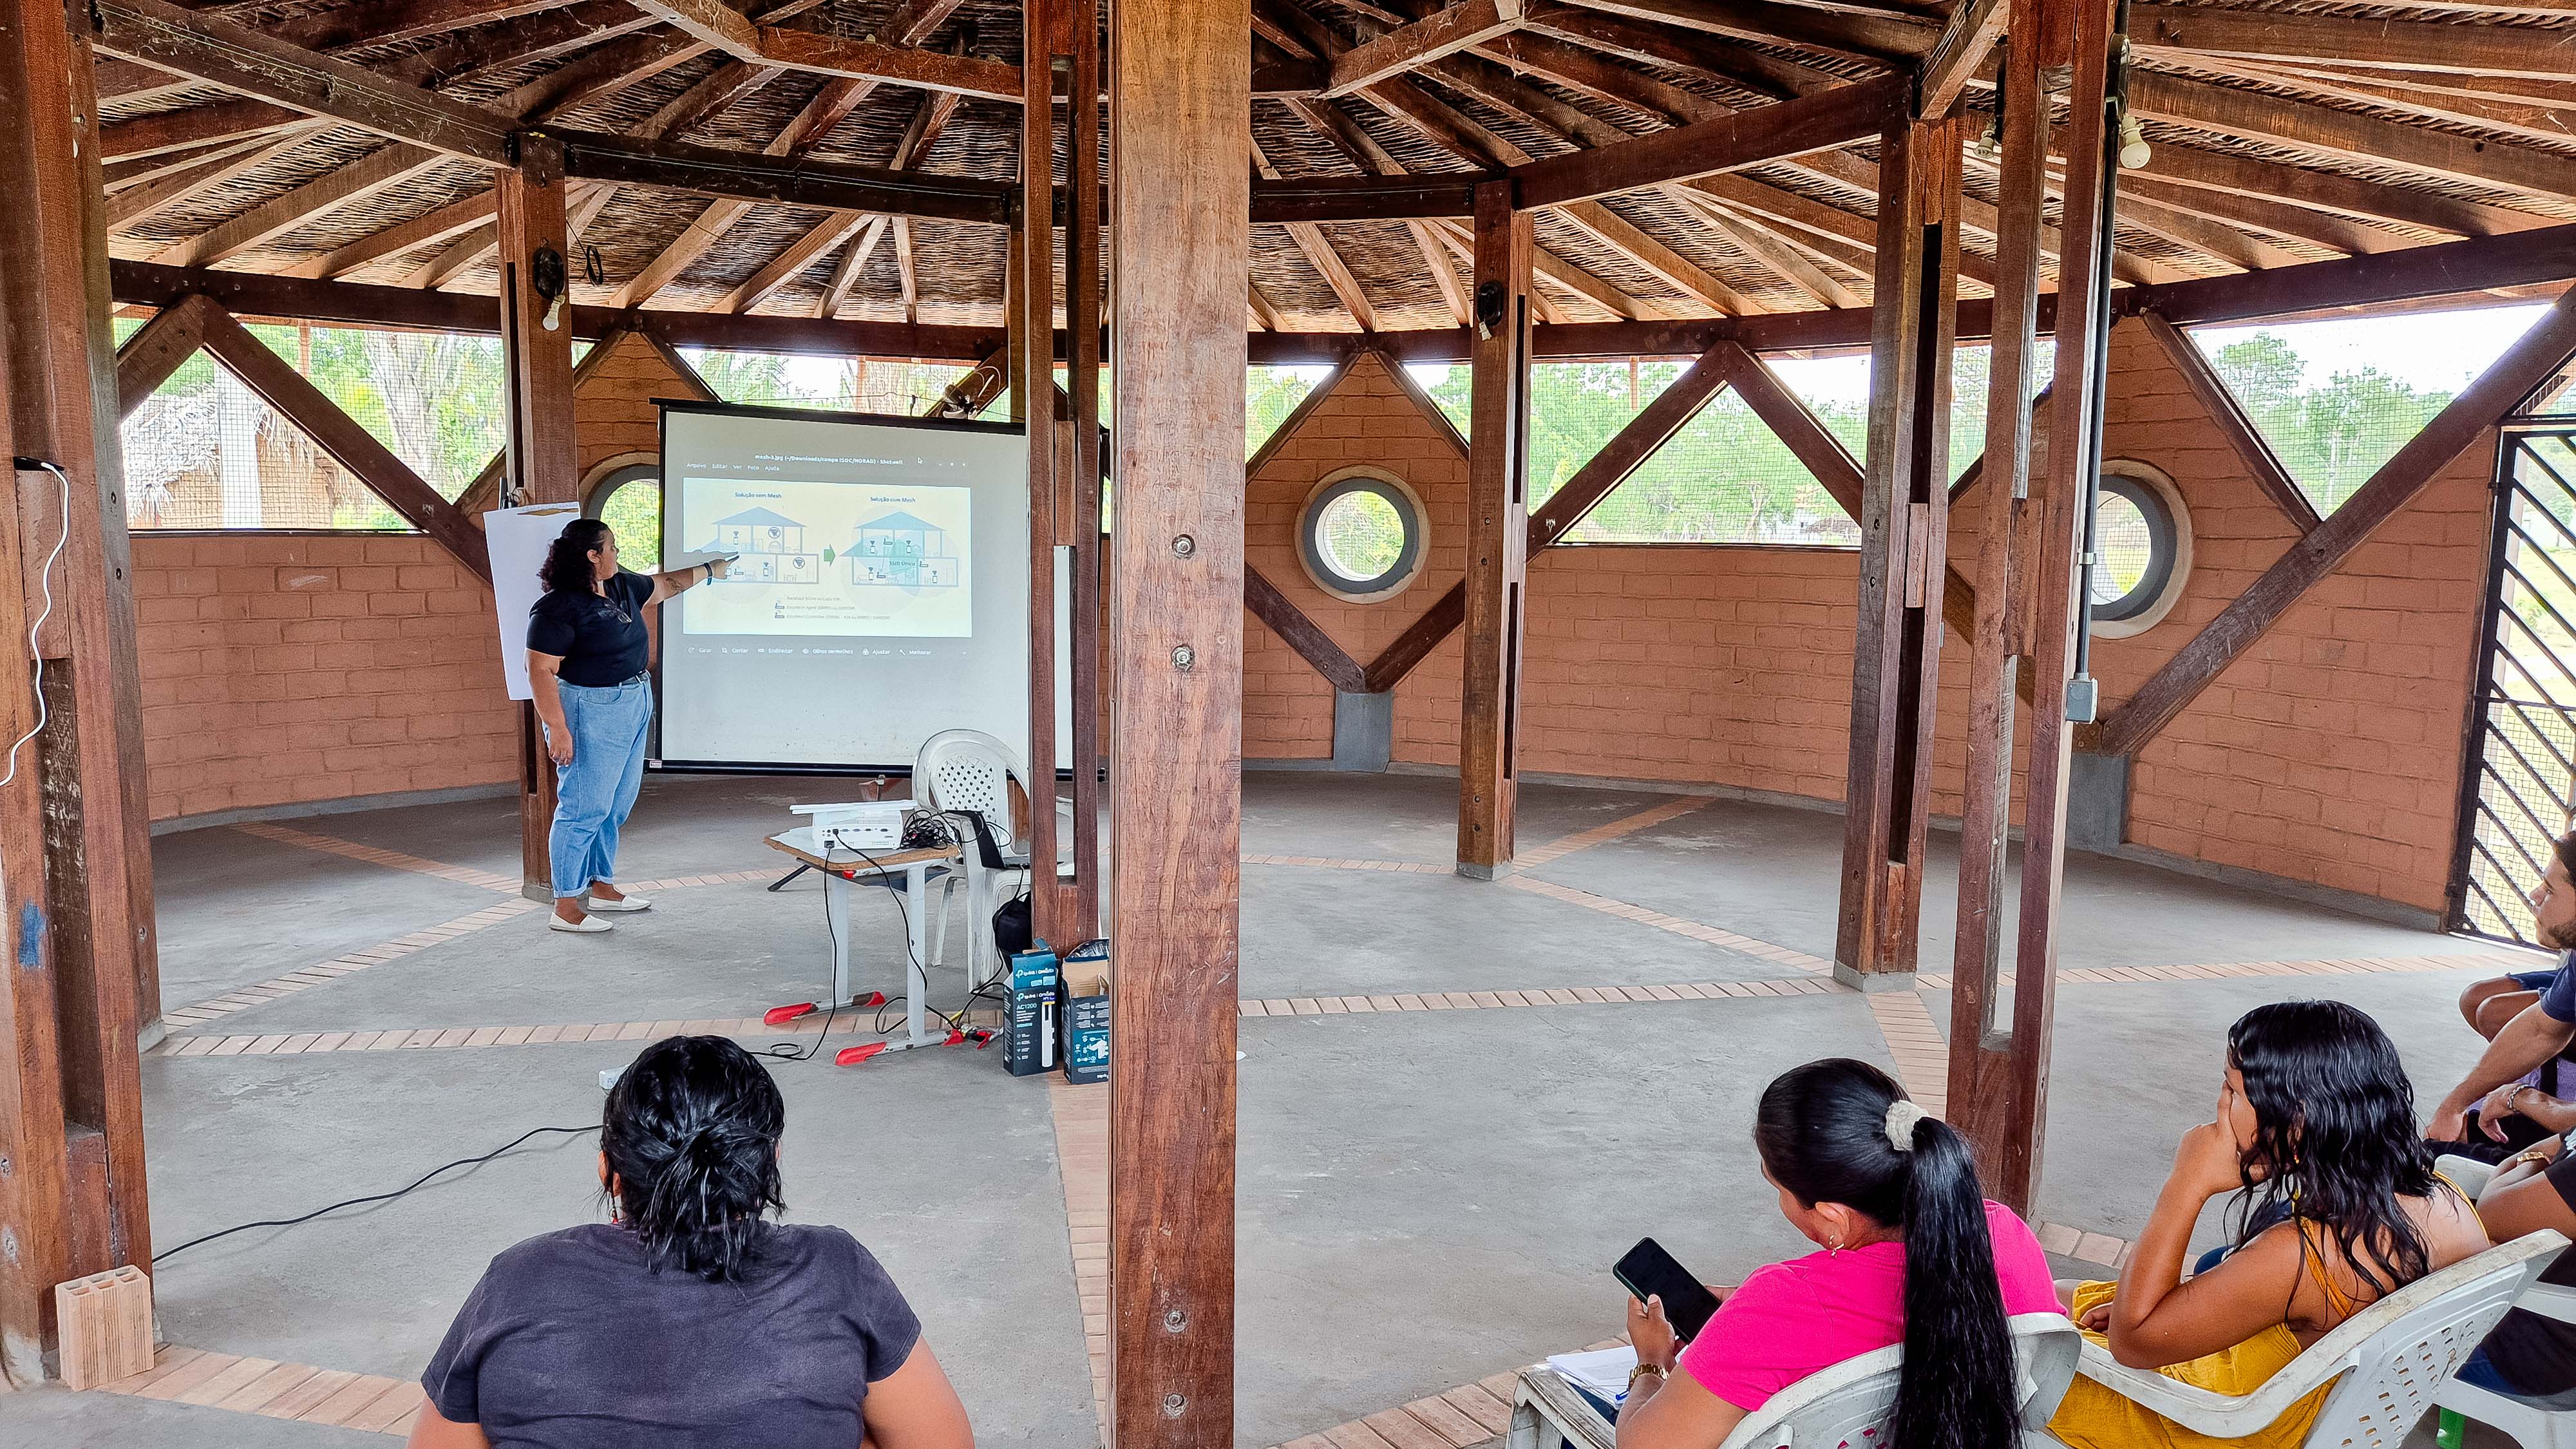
left=547, top=677, right=652, bottom=900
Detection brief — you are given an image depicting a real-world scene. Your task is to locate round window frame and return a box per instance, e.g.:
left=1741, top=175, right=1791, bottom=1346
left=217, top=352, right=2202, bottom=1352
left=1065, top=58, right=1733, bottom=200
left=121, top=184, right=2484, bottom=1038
left=1297, top=467, right=1428, bottom=605
left=580, top=453, right=660, bottom=520
left=2087, top=461, right=2192, bottom=638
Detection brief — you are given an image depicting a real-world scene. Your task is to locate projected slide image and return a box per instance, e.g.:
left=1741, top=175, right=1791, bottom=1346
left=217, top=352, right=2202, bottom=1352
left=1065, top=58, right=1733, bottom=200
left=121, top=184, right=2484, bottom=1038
left=681, top=478, right=973, bottom=638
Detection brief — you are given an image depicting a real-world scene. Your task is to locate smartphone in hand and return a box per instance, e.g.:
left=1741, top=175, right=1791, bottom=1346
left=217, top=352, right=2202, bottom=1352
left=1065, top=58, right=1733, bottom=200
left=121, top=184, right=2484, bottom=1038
left=1615, top=1238, right=1725, bottom=1342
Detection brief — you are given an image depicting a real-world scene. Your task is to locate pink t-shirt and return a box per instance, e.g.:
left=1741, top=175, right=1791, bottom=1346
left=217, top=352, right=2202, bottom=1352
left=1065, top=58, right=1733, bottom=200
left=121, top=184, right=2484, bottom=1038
left=1676, top=1200, right=2064, bottom=1412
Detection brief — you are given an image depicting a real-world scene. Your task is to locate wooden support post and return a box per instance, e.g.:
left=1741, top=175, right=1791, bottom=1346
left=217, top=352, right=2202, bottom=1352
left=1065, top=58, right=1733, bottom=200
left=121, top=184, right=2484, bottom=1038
left=498, top=135, right=582, bottom=904
left=1016, top=0, right=1067, bottom=943
left=0, top=0, right=160, bottom=1385
left=1456, top=179, right=1531, bottom=880
left=1833, top=116, right=1962, bottom=990
left=1108, top=0, right=1245, bottom=1439
left=1959, top=0, right=2121, bottom=1210
left=1063, top=0, right=1103, bottom=943
left=1946, top=0, right=2047, bottom=1204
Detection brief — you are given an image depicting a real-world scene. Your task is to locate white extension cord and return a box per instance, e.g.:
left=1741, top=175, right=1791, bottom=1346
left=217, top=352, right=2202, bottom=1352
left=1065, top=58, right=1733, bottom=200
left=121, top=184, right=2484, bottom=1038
left=0, top=459, right=73, bottom=789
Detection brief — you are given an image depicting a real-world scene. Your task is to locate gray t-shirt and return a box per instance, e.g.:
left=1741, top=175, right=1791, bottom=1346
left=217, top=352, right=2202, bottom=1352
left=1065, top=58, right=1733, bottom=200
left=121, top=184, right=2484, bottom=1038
left=423, top=1222, right=922, bottom=1447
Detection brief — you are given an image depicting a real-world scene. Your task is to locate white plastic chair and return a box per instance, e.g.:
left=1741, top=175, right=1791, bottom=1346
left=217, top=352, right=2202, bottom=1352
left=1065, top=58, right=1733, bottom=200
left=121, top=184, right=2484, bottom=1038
left=913, top=728, right=1074, bottom=990
left=2434, top=1249, right=2576, bottom=1449
left=2047, top=1230, right=2566, bottom=1449
left=1507, top=1312, right=2084, bottom=1449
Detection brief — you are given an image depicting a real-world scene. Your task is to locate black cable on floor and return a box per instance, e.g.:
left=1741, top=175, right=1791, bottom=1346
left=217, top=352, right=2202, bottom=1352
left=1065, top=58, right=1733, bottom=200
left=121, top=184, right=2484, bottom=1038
left=153, top=1124, right=597, bottom=1266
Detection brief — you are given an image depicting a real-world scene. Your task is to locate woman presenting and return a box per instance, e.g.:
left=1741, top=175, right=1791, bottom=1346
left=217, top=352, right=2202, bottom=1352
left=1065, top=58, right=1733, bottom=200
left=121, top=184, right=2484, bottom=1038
left=527, top=518, right=726, bottom=934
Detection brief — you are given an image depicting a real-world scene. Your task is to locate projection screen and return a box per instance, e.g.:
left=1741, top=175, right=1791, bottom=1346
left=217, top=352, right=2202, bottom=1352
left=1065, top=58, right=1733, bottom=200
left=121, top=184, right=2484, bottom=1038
left=656, top=400, right=1055, bottom=773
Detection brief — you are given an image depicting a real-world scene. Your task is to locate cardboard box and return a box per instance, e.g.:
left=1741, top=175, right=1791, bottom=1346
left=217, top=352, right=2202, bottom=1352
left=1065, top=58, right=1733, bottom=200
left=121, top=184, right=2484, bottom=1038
left=1005, top=982, right=1057, bottom=1077
left=1060, top=939, right=1109, bottom=1085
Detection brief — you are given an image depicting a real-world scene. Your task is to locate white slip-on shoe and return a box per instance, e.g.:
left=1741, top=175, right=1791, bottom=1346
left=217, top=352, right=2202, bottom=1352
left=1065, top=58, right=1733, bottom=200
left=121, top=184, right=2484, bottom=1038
left=549, top=913, right=614, bottom=933
left=585, top=892, right=652, bottom=913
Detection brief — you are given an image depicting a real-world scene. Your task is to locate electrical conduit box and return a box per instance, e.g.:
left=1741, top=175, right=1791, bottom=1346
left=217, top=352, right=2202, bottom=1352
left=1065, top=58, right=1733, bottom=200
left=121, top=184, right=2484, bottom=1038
left=792, top=799, right=910, bottom=853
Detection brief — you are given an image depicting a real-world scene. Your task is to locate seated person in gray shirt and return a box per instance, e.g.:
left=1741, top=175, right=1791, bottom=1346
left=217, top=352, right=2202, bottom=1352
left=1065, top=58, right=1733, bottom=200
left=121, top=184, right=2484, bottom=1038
left=408, top=1036, right=973, bottom=1449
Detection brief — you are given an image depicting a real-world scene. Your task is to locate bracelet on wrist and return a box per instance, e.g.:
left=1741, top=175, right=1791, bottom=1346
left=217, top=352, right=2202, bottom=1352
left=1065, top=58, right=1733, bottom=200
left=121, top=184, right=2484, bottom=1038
left=1626, top=1363, right=1665, bottom=1392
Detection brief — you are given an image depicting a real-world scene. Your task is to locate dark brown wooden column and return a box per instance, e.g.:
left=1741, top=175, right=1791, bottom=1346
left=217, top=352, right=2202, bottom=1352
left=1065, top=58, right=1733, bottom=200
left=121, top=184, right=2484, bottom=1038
left=1949, top=0, right=2123, bottom=1210
left=1946, top=0, right=2050, bottom=1202
left=1106, top=0, right=1245, bottom=1436
left=1833, top=117, right=1962, bottom=989
left=1018, top=0, right=1067, bottom=942
left=1456, top=179, right=1531, bottom=880
left=498, top=136, right=581, bottom=902
left=1062, top=0, right=1103, bottom=942
left=0, top=0, right=159, bottom=1383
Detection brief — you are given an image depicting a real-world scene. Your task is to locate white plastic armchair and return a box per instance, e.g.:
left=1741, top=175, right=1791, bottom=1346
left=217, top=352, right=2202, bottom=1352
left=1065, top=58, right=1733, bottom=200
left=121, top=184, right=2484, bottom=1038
left=2045, top=1230, right=2565, bottom=1449
left=913, top=728, right=1075, bottom=988
left=1506, top=1313, right=2083, bottom=1449
left=2434, top=1258, right=2576, bottom=1448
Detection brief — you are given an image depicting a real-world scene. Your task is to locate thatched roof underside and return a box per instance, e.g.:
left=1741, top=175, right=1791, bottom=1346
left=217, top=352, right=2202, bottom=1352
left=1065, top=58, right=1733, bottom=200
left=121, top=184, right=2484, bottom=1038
left=98, top=0, right=2576, bottom=339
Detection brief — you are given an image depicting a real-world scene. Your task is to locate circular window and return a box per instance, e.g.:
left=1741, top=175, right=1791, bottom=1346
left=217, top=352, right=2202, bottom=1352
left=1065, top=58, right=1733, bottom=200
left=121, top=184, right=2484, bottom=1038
left=582, top=458, right=663, bottom=573
left=1298, top=468, right=1426, bottom=603
left=2087, top=464, right=2191, bottom=638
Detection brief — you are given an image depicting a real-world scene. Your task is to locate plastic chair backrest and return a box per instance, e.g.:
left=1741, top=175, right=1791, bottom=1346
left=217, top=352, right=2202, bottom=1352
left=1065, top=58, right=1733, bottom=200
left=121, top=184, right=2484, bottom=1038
left=2300, top=1231, right=2565, bottom=1447
left=1713, top=1313, right=2083, bottom=1449
left=914, top=728, right=1028, bottom=858
left=2065, top=1230, right=2567, bottom=1446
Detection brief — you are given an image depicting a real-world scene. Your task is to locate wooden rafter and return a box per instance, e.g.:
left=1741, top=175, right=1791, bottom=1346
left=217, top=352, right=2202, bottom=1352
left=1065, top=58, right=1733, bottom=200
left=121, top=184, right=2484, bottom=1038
left=632, top=60, right=786, bottom=142
left=287, top=187, right=499, bottom=280
left=2128, top=72, right=2576, bottom=204
left=2125, top=142, right=2553, bottom=241
left=630, top=0, right=1019, bottom=100
left=107, top=125, right=325, bottom=229
left=1915, top=0, right=2004, bottom=120
left=155, top=143, right=447, bottom=269
left=2128, top=2, right=2576, bottom=84
left=1546, top=0, right=1931, bottom=64
left=113, top=292, right=224, bottom=415
left=1275, top=94, right=1473, bottom=325
left=732, top=80, right=960, bottom=314
left=1251, top=135, right=1379, bottom=328
left=1328, top=0, right=1528, bottom=96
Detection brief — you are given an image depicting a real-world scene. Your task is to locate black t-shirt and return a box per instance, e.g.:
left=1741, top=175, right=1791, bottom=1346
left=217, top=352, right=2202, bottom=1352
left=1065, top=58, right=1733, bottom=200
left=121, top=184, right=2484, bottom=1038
left=527, top=571, right=652, bottom=687
left=422, top=1222, right=922, bottom=1448
left=2475, top=1153, right=2576, bottom=1396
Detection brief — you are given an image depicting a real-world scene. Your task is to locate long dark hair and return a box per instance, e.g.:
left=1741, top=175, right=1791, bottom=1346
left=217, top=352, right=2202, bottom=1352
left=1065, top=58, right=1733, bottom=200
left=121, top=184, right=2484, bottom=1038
left=1755, top=1059, right=2016, bottom=1449
left=601, top=1035, right=787, bottom=1281
left=2226, top=1000, right=2439, bottom=1297
left=540, top=517, right=613, bottom=596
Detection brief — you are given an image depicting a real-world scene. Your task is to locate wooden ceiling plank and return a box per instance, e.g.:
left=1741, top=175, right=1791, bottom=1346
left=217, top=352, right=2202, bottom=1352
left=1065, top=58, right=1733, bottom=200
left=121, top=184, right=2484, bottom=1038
left=2128, top=2, right=2576, bottom=84
left=1327, top=0, right=1529, bottom=96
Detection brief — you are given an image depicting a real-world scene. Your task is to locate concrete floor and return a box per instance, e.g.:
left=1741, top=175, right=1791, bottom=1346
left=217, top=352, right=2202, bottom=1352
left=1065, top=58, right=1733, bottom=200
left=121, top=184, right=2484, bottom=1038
left=3, top=770, right=2535, bottom=1446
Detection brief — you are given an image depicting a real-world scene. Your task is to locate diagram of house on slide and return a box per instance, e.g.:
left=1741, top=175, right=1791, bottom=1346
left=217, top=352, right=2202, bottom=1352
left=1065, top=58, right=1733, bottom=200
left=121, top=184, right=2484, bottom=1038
left=848, top=509, right=960, bottom=588
left=706, top=506, right=820, bottom=584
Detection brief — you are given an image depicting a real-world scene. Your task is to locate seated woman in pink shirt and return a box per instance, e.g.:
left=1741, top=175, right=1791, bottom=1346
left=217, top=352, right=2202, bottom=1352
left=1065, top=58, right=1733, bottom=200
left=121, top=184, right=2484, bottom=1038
left=1615, top=1059, right=2065, bottom=1449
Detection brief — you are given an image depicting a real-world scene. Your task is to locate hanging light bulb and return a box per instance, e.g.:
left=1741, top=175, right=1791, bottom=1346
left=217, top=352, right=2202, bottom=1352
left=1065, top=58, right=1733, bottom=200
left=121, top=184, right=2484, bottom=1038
left=2117, top=107, right=2153, bottom=169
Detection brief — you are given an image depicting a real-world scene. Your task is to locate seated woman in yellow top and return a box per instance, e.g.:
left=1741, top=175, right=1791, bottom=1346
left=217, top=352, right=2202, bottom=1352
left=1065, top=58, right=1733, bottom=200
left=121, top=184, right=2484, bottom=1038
left=2050, top=1000, right=2489, bottom=1449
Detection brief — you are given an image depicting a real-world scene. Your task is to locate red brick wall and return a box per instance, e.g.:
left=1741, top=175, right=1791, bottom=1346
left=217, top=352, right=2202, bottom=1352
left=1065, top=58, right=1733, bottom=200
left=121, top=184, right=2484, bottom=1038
left=1248, top=320, right=2501, bottom=913
left=133, top=333, right=710, bottom=824
left=133, top=533, right=513, bottom=821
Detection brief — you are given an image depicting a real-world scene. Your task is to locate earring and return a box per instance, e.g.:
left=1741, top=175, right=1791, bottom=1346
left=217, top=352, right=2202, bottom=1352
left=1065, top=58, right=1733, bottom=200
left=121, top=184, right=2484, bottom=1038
left=1828, top=1238, right=1842, bottom=1255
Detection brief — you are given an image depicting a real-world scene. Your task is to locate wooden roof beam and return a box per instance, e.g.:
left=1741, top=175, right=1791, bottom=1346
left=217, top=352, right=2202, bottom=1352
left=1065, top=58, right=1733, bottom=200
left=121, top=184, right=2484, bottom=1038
left=107, top=125, right=325, bottom=229
left=1327, top=0, right=1528, bottom=96
left=630, top=0, right=1020, bottom=101
left=94, top=0, right=515, bottom=161
left=1510, top=75, right=1904, bottom=206
left=815, top=216, right=894, bottom=318
left=1543, top=0, right=1929, bottom=64
left=1915, top=0, right=2003, bottom=120
left=100, top=99, right=306, bottom=161
left=2121, top=142, right=2552, bottom=240
left=632, top=60, right=786, bottom=142
left=2127, top=72, right=2576, bottom=205
left=155, top=143, right=449, bottom=269
left=2128, top=2, right=2576, bottom=84
left=287, top=187, right=500, bottom=279
left=730, top=83, right=961, bottom=314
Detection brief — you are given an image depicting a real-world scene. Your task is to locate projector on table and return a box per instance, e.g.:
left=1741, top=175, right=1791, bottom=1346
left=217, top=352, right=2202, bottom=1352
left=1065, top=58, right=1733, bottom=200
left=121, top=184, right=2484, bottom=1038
left=791, top=799, right=911, bottom=853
